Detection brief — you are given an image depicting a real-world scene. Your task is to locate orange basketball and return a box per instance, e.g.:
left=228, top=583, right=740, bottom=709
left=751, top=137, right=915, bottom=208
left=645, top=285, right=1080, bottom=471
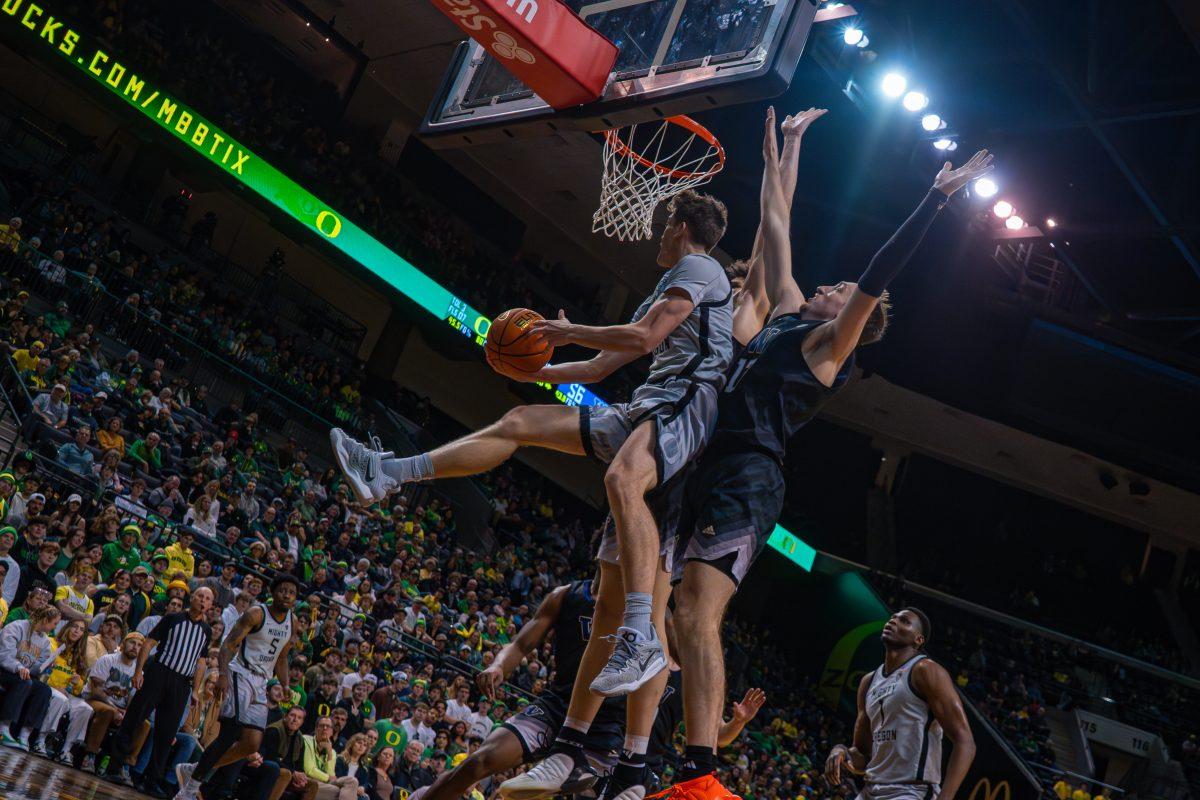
left=485, top=308, right=554, bottom=375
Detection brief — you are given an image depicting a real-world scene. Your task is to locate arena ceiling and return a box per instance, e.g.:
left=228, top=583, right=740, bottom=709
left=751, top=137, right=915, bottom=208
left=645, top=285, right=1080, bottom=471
left=226, top=0, right=1200, bottom=494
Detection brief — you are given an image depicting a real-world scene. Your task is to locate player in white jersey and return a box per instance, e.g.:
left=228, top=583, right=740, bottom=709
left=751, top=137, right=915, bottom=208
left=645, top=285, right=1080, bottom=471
left=174, top=574, right=299, bottom=800
left=826, top=608, right=976, bottom=800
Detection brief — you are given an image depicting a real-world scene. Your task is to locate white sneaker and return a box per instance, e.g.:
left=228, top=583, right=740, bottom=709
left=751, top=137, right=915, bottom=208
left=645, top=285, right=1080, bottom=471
left=499, top=752, right=576, bottom=800
left=604, top=784, right=647, bottom=800
left=330, top=428, right=397, bottom=504
left=173, top=762, right=199, bottom=800
left=589, top=627, right=667, bottom=697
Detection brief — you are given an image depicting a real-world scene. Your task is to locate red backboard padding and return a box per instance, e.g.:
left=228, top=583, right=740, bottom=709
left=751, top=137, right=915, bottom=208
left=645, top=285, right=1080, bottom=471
left=431, top=0, right=618, bottom=109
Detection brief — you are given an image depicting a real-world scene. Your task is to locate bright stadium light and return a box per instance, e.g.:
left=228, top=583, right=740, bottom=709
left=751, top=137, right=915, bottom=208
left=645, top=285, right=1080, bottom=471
left=844, top=27, right=864, bottom=45
left=1005, top=215, right=1025, bottom=229
left=856, top=35, right=871, bottom=48
left=993, top=200, right=1014, bottom=218
left=882, top=72, right=907, bottom=97
left=974, top=178, right=998, bottom=198
left=921, top=114, right=942, bottom=131
left=932, top=138, right=953, bottom=150
left=902, top=91, right=929, bottom=111
left=1046, top=217, right=1058, bottom=228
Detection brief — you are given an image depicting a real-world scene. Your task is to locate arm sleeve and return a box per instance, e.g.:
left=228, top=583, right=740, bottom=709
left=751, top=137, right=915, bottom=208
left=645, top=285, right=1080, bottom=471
left=857, top=189, right=947, bottom=298
left=660, top=254, right=724, bottom=306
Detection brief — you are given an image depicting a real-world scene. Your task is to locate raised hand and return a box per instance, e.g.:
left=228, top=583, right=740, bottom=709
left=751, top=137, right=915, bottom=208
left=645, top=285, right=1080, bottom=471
left=781, top=107, right=828, bottom=139
left=732, top=687, right=766, bottom=722
left=933, top=149, right=994, bottom=197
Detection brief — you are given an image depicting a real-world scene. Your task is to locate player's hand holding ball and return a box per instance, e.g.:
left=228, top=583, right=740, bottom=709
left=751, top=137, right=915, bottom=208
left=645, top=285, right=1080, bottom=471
left=486, top=308, right=555, bottom=382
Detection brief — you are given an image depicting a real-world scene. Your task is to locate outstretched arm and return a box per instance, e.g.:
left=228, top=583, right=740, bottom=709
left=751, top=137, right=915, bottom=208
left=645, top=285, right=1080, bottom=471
left=530, top=294, right=695, bottom=355
left=817, top=149, right=995, bottom=366
left=477, top=584, right=569, bottom=696
left=501, top=348, right=639, bottom=385
left=736, top=108, right=826, bottom=344
left=760, top=107, right=805, bottom=318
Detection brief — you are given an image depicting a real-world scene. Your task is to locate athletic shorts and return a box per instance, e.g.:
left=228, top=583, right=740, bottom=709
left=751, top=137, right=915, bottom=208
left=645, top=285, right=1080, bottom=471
left=501, top=690, right=623, bottom=771
left=580, top=378, right=719, bottom=487
left=662, top=448, right=785, bottom=589
left=855, top=784, right=939, bottom=800
left=220, top=662, right=270, bottom=730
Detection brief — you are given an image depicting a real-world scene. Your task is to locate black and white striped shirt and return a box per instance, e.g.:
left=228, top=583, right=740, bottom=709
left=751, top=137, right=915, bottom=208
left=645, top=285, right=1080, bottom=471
left=148, top=612, right=212, bottom=678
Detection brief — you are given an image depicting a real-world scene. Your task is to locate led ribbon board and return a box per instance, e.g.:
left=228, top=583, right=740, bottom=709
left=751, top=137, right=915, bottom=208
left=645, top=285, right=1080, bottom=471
left=3, top=0, right=818, bottom=564
left=0, top=0, right=603, bottom=408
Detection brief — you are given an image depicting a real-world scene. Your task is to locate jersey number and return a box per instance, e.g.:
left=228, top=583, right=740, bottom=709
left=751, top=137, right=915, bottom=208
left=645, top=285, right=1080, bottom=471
left=266, top=637, right=280, bottom=657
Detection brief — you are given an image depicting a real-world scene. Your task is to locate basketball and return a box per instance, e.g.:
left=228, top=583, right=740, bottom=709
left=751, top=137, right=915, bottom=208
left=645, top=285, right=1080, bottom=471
left=486, top=308, right=553, bottom=375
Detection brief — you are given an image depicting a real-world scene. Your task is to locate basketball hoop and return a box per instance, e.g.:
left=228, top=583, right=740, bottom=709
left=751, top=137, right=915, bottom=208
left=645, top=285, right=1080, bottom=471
left=593, top=115, right=725, bottom=242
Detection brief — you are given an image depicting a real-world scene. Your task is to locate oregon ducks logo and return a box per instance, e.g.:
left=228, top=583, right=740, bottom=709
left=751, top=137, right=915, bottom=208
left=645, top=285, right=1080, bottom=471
left=315, top=210, right=342, bottom=239
left=492, top=31, right=535, bottom=63
left=968, top=778, right=1011, bottom=800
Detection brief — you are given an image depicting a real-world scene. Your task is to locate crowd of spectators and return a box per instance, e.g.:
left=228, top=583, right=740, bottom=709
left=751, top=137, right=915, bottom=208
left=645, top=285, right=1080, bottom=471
left=0, top=188, right=863, bottom=800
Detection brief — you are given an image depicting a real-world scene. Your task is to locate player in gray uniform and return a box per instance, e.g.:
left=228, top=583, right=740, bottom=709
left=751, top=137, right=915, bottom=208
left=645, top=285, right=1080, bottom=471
left=331, top=189, right=732, bottom=686
left=174, top=574, right=299, bottom=800
left=825, top=609, right=976, bottom=800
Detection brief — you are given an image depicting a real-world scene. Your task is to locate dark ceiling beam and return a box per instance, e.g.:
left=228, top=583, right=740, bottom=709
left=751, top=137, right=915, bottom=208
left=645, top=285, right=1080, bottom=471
left=1002, top=0, right=1200, bottom=281
left=1164, top=0, right=1200, bottom=56
left=985, top=102, right=1200, bottom=135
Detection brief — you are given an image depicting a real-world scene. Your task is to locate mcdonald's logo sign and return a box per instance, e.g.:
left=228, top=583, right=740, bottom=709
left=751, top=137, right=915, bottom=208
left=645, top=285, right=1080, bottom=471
left=968, top=777, right=1011, bottom=800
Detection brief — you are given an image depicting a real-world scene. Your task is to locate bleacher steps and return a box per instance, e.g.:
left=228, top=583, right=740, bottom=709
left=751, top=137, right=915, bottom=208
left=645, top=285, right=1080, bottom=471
left=1045, top=707, right=1092, bottom=778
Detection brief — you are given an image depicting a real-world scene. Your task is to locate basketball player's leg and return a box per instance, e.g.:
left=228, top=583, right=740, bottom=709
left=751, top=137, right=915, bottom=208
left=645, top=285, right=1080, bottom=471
left=331, top=404, right=586, bottom=502
left=422, top=726, right=525, bottom=800
left=673, top=560, right=736, bottom=761
left=665, top=449, right=785, bottom=790
left=604, top=566, right=672, bottom=800
left=590, top=420, right=675, bottom=696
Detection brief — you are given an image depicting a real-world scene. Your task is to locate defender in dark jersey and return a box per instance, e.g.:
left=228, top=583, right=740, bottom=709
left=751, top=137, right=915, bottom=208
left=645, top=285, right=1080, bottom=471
left=418, top=580, right=625, bottom=800
left=657, top=108, right=995, bottom=800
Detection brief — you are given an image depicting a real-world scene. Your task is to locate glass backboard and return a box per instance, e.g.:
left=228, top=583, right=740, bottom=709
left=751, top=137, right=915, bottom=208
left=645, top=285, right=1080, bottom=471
left=421, top=0, right=818, bottom=146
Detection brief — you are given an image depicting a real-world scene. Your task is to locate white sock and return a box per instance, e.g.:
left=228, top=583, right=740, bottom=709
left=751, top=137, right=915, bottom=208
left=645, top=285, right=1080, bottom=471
left=0, top=723, right=11, bottom=738
left=382, top=453, right=434, bottom=484
left=563, top=716, right=591, bottom=734
left=623, top=734, right=649, bottom=755
left=18, top=726, right=31, bottom=741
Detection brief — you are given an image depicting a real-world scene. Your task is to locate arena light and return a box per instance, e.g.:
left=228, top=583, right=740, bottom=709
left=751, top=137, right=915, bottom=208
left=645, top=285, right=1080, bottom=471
left=993, top=200, right=1014, bottom=218
left=932, top=138, right=953, bottom=150
left=1005, top=215, right=1025, bottom=229
left=1046, top=217, right=1057, bottom=228
left=921, top=113, right=942, bottom=131
left=0, top=0, right=608, bottom=410
left=974, top=178, right=999, bottom=198
left=843, top=27, right=864, bottom=45
left=856, top=35, right=870, bottom=49
left=902, top=91, right=929, bottom=111
left=881, top=72, right=907, bottom=97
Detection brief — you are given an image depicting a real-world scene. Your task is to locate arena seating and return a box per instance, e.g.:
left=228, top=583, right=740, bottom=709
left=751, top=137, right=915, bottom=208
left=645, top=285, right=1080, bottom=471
left=0, top=182, right=855, bottom=799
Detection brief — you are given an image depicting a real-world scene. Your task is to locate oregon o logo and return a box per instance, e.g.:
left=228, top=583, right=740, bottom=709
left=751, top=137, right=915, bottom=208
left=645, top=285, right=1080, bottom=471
left=474, top=316, right=491, bottom=338
left=492, top=31, right=535, bottom=63
left=968, top=778, right=1010, bottom=800
left=385, top=730, right=403, bottom=746
left=316, top=210, right=342, bottom=238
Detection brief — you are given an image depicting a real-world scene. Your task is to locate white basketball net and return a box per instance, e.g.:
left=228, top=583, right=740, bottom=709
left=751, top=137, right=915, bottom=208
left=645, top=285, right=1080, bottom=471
left=592, top=117, right=725, bottom=242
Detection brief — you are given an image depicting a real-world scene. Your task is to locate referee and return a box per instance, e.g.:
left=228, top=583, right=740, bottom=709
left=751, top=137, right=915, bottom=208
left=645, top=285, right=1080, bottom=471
left=113, top=584, right=214, bottom=794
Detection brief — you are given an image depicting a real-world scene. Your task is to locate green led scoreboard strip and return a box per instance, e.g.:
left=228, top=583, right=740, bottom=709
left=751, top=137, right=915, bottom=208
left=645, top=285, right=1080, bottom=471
left=0, top=0, right=603, bottom=407
left=0, top=0, right=816, bottom=568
